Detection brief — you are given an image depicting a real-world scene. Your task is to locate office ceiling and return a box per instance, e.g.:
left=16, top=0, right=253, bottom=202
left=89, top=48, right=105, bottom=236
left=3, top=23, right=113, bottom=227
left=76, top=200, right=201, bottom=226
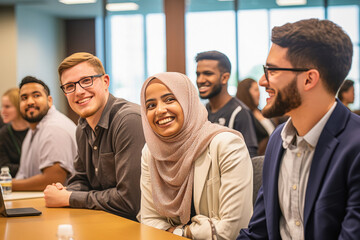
left=0, top=0, right=163, bottom=18
left=0, top=0, right=102, bottom=18
left=0, top=0, right=358, bottom=19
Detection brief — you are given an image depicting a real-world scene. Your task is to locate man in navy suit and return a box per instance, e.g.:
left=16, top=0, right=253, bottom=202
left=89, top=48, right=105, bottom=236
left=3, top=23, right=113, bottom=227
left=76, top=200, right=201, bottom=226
left=237, top=18, right=360, bottom=239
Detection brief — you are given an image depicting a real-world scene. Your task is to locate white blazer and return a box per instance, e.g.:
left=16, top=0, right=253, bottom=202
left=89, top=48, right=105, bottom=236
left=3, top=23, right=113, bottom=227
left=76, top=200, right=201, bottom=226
left=139, top=132, right=253, bottom=240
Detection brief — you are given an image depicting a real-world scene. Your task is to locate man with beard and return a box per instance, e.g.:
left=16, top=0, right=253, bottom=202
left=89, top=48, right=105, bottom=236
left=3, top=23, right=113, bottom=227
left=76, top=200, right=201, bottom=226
left=13, top=76, right=76, bottom=190
left=237, top=19, right=360, bottom=240
left=195, top=51, right=258, bottom=157
left=43, top=52, right=145, bottom=221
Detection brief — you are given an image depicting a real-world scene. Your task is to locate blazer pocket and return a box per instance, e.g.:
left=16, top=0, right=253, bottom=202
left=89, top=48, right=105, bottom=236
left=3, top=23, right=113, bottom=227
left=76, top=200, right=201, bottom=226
left=97, top=152, right=116, bottom=188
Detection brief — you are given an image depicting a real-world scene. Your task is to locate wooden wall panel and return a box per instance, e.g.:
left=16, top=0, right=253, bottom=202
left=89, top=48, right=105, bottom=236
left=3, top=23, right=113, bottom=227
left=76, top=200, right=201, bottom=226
left=164, top=0, right=186, bottom=74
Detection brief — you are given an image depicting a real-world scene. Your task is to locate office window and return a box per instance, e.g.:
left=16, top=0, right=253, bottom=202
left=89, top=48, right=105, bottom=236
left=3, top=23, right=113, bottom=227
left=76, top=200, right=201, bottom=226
left=237, top=6, right=324, bottom=109
left=269, top=7, right=324, bottom=29
left=237, top=9, right=269, bottom=109
left=110, top=15, right=144, bottom=103
left=108, top=1, right=165, bottom=104
left=146, top=13, right=166, bottom=77
left=329, top=5, right=359, bottom=110
left=107, top=0, right=359, bottom=109
left=185, top=10, right=237, bottom=95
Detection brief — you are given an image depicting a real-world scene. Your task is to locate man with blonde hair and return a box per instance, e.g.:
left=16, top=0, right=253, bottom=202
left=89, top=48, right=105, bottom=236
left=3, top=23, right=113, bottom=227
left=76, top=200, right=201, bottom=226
left=44, top=52, right=145, bottom=221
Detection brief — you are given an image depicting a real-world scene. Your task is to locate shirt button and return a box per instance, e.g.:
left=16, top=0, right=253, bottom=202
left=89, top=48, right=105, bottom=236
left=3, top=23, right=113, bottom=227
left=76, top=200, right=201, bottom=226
left=296, top=152, right=301, bottom=157
left=292, top=184, right=297, bottom=190
left=295, top=221, right=301, bottom=226
left=94, top=146, right=98, bottom=150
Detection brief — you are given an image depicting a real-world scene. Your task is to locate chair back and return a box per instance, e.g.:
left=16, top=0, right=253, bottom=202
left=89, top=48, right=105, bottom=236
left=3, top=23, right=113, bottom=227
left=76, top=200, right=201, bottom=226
left=251, top=155, right=264, bottom=205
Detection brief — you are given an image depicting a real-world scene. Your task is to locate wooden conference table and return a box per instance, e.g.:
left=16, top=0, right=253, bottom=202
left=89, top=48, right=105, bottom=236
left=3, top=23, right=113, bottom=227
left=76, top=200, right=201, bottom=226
left=0, top=193, right=186, bottom=240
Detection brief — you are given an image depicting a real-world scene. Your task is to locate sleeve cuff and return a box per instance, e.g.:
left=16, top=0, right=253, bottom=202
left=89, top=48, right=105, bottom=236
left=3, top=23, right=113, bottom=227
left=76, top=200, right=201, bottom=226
left=69, top=191, right=89, bottom=208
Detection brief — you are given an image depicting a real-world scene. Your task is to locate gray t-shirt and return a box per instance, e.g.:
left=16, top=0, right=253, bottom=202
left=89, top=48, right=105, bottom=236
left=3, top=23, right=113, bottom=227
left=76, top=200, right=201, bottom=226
left=16, top=106, right=76, bottom=179
left=206, top=97, right=258, bottom=158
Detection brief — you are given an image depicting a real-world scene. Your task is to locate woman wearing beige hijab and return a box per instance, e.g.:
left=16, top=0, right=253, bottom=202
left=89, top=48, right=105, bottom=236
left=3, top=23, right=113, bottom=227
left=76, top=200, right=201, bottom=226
left=138, top=72, right=253, bottom=239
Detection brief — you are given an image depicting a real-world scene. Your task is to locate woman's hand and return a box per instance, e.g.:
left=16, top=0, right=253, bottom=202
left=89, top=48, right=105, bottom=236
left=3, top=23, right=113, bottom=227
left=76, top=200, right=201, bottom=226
left=166, top=226, right=176, bottom=233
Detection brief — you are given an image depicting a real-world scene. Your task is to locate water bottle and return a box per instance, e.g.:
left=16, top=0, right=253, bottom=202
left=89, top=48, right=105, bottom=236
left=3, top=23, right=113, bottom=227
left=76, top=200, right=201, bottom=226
left=57, top=224, right=74, bottom=240
left=0, top=166, right=12, bottom=195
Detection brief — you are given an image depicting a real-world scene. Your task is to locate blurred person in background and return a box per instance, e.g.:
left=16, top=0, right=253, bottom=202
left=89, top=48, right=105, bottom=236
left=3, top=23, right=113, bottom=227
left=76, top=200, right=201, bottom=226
left=236, top=78, right=276, bottom=155
left=337, top=79, right=354, bottom=109
left=0, top=88, right=29, bottom=176
left=0, top=116, right=4, bottom=128
left=195, top=50, right=258, bottom=157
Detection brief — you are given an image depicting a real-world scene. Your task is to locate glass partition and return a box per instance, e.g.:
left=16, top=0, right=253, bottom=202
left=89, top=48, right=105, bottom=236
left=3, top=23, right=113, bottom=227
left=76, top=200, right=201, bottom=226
left=107, top=0, right=165, bottom=104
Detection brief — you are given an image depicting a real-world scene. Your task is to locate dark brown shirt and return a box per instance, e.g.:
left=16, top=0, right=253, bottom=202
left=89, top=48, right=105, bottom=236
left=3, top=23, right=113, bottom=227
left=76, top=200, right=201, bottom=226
left=67, top=94, right=145, bottom=221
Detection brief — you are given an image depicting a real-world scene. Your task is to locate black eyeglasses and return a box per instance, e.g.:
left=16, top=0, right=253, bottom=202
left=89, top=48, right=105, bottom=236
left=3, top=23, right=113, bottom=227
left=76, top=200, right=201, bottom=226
left=263, top=65, right=310, bottom=82
left=60, top=74, right=104, bottom=94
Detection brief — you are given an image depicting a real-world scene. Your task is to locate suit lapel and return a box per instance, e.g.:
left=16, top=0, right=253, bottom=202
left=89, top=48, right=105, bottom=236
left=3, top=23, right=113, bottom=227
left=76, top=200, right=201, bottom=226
left=304, top=101, right=348, bottom=227
left=264, top=135, right=284, bottom=239
left=303, top=132, right=338, bottom=226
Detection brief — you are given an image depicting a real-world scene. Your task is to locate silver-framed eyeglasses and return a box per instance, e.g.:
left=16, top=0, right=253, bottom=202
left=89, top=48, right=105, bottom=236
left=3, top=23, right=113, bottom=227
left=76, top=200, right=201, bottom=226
left=263, top=65, right=310, bottom=82
left=60, top=74, right=104, bottom=94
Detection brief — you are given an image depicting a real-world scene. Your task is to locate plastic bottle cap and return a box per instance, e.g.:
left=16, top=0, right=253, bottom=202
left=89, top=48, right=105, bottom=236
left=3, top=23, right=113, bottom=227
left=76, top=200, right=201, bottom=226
left=1, top=166, right=9, bottom=172
left=57, top=224, right=74, bottom=236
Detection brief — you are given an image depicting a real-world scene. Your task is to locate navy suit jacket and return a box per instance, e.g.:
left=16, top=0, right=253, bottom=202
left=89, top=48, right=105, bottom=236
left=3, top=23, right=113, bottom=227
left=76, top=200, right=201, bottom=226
left=238, top=100, right=360, bottom=240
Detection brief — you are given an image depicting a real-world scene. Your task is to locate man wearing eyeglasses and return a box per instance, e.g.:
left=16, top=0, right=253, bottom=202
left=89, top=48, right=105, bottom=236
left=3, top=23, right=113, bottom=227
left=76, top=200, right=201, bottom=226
left=238, top=19, right=360, bottom=240
left=13, top=76, right=76, bottom=190
left=195, top=50, right=258, bottom=158
left=43, top=52, right=145, bottom=221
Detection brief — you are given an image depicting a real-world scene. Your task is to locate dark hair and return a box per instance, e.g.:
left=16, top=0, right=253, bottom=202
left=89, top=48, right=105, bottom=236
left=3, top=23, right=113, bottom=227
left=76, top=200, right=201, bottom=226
left=195, top=50, right=231, bottom=74
left=338, top=79, right=354, bottom=101
left=236, top=78, right=257, bottom=111
left=19, top=76, right=51, bottom=96
left=271, top=18, right=353, bottom=95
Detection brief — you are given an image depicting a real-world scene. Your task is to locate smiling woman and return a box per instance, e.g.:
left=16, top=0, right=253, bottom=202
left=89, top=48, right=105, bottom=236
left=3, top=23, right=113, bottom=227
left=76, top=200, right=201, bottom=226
left=145, top=79, right=184, bottom=137
left=138, top=72, right=253, bottom=240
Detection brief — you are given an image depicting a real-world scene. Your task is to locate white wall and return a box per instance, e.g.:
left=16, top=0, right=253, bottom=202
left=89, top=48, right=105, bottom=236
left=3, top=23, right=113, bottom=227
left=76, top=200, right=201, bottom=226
left=0, top=6, right=17, bottom=97
left=16, top=5, right=67, bottom=113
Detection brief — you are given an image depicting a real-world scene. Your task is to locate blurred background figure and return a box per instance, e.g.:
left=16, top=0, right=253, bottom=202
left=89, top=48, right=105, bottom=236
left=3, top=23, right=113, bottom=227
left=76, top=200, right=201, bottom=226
left=0, top=116, right=4, bottom=128
left=0, top=88, right=29, bottom=176
left=236, top=78, right=276, bottom=155
left=338, top=79, right=355, bottom=109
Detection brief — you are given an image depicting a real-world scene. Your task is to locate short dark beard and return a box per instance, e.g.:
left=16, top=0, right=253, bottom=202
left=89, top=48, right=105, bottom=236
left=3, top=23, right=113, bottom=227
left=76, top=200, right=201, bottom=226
left=199, top=75, right=223, bottom=100
left=21, top=105, right=49, bottom=123
left=262, top=77, right=302, bottom=118
left=200, top=83, right=222, bottom=99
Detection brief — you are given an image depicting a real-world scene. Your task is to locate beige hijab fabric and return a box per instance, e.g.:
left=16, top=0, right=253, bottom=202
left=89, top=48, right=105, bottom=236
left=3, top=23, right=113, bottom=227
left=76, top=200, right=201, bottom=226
left=140, top=72, right=243, bottom=224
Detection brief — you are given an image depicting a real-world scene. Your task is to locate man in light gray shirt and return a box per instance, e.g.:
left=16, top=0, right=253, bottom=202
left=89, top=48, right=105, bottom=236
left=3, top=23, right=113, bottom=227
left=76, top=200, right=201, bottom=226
left=14, top=76, right=76, bottom=191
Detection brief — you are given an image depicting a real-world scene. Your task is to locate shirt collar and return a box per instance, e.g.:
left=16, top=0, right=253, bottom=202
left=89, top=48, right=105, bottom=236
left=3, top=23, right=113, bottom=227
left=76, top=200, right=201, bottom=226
left=79, top=94, right=115, bottom=130
left=281, top=101, right=337, bottom=149
left=33, top=105, right=56, bottom=131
